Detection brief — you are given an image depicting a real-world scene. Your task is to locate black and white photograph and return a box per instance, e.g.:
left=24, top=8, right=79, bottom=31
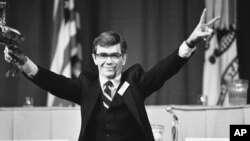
left=0, top=0, right=249, bottom=141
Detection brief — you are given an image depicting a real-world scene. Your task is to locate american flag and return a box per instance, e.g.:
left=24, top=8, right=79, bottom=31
left=47, top=0, right=82, bottom=107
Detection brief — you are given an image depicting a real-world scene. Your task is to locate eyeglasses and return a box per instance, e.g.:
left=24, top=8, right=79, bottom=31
left=95, top=53, right=123, bottom=60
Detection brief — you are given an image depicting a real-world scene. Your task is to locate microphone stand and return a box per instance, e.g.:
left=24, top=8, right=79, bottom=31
left=166, top=106, right=178, bottom=141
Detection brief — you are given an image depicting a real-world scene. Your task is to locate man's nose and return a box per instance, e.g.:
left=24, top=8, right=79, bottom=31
left=105, top=56, right=113, bottom=63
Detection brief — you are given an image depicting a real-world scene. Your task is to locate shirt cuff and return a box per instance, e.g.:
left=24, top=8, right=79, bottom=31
left=19, top=57, right=39, bottom=77
left=178, top=41, right=197, bottom=58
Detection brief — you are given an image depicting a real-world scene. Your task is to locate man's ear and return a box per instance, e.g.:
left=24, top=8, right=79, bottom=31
left=122, top=54, right=127, bottom=66
left=92, top=54, right=98, bottom=65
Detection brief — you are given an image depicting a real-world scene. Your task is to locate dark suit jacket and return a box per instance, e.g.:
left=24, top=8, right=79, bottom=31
left=28, top=48, right=189, bottom=141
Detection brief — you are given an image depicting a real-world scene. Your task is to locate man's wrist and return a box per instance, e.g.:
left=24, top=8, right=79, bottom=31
left=185, top=40, right=195, bottom=48
left=19, top=57, right=38, bottom=77
left=178, top=41, right=196, bottom=58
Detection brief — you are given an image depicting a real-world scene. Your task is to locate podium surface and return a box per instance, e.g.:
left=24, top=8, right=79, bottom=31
left=1, top=105, right=250, bottom=141
left=185, top=138, right=229, bottom=141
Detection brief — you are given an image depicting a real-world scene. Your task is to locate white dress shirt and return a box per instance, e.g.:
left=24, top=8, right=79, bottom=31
left=99, top=74, right=121, bottom=99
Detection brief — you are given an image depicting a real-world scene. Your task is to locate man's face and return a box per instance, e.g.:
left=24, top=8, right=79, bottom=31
left=92, top=44, right=127, bottom=79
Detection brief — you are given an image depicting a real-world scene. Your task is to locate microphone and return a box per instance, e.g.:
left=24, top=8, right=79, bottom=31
left=166, top=106, right=178, bottom=141
left=166, top=106, right=178, bottom=122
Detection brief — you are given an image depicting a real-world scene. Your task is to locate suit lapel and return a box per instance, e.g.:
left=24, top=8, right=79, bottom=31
left=83, top=78, right=101, bottom=122
left=120, top=82, right=143, bottom=128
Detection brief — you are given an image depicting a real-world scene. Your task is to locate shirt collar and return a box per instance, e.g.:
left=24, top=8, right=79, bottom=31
left=99, top=74, right=121, bottom=90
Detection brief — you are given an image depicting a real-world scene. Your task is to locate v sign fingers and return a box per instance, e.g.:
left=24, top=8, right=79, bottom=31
left=186, top=8, right=220, bottom=47
left=206, top=16, right=221, bottom=27
left=199, top=8, right=207, bottom=25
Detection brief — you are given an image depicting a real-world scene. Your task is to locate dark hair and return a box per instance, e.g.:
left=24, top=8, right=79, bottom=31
left=92, top=31, right=127, bottom=54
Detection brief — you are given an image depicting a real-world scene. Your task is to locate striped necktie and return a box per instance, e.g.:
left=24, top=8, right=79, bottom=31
left=102, top=80, right=113, bottom=109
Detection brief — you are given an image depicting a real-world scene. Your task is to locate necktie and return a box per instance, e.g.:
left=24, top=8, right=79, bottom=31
left=103, top=80, right=113, bottom=109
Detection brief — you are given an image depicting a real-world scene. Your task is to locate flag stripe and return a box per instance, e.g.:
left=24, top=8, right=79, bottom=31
left=47, top=0, right=82, bottom=107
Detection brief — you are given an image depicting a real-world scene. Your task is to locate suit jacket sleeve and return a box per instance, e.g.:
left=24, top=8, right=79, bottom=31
left=135, top=48, right=190, bottom=98
left=25, top=66, right=84, bottom=105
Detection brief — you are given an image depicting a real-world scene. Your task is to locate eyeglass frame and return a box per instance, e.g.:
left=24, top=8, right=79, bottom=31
left=95, top=53, right=124, bottom=61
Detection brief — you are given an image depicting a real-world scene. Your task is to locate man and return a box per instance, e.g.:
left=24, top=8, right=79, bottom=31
left=4, top=9, right=219, bottom=141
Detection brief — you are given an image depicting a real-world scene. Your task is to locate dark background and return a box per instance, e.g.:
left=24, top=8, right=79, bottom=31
left=0, top=0, right=249, bottom=107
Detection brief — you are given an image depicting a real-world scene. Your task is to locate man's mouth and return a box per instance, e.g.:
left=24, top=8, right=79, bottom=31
left=104, top=67, right=115, bottom=71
